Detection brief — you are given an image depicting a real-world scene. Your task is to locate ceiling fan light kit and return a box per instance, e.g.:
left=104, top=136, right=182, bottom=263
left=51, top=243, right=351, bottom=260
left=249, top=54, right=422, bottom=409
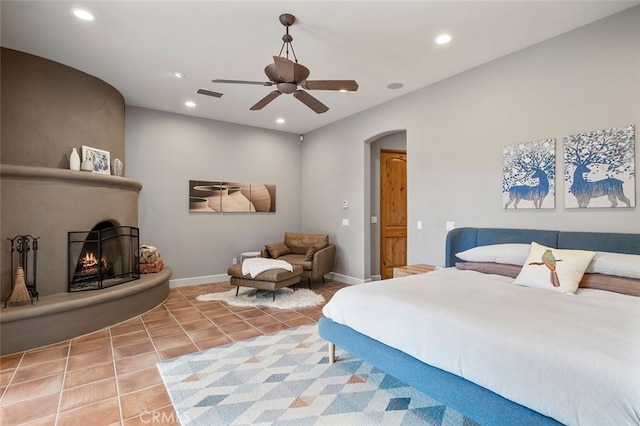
left=206, top=13, right=358, bottom=114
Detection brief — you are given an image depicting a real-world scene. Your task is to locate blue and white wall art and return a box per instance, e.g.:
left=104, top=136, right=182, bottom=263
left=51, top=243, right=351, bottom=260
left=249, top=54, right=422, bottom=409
left=503, top=138, right=555, bottom=209
left=564, top=125, right=635, bottom=208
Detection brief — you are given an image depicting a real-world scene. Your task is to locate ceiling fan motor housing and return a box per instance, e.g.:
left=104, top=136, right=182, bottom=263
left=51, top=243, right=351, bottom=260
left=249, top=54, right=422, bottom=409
left=277, top=82, right=298, bottom=94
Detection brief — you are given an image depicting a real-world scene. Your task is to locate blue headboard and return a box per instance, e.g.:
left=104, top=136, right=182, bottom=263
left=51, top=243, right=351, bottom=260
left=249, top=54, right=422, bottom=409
left=445, top=227, right=640, bottom=267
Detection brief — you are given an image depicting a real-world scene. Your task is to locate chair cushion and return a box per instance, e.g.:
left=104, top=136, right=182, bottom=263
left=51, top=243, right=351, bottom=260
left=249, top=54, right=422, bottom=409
left=305, top=241, right=330, bottom=260
left=278, top=254, right=313, bottom=271
left=265, top=242, right=292, bottom=258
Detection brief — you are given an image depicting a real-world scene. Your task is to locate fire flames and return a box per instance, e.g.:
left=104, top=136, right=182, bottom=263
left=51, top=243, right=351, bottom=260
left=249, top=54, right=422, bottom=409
left=79, top=251, right=107, bottom=273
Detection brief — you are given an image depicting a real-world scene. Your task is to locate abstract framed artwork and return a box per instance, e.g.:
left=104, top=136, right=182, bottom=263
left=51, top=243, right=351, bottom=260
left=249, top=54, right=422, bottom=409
left=563, top=125, right=635, bottom=208
left=82, top=145, right=110, bottom=174
left=189, top=180, right=276, bottom=213
left=503, top=138, right=555, bottom=209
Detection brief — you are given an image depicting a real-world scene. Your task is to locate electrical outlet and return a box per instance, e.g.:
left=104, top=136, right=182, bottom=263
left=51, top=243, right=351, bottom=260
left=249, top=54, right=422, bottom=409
left=417, top=220, right=422, bottom=230
left=342, top=219, right=349, bottom=226
left=446, top=221, right=455, bottom=231
left=371, top=216, right=378, bottom=224
left=232, top=258, right=238, bottom=265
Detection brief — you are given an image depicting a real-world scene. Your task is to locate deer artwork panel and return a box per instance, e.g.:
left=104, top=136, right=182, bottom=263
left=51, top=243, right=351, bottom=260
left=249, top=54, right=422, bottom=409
left=503, top=138, right=556, bottom=209
left=564, top=125, right=635, bottom=209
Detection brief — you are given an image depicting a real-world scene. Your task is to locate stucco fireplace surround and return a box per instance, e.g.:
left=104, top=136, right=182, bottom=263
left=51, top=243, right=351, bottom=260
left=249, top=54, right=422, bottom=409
left=0, top=48, right=170, bottom=355
left=0, top=165, right=170, bottom=355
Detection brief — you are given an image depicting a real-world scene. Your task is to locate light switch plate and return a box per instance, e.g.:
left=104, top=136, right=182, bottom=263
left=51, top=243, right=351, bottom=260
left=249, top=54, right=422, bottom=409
left=342, top=219, right=349, bottom=226
left=446, top=221, right=455, bottom=231
left=371, top=216, right=378, bottom=223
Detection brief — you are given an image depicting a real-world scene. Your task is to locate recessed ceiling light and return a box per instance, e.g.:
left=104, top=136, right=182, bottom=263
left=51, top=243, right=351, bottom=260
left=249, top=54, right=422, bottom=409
left=185, top=101, right=196, bottom=107
left=72, top=8, right=95, bottom=21
left=276, top=118, right=285, bottom=124
left=435, top=34, right=452, bottom=45
left=387, top=83, right=404, bottom=90
left=172, top=72, right=185, bottom=78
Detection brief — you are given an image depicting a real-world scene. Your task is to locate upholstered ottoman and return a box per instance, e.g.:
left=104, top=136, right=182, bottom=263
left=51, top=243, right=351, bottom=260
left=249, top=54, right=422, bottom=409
left=227, top=264, right=303, bottom=301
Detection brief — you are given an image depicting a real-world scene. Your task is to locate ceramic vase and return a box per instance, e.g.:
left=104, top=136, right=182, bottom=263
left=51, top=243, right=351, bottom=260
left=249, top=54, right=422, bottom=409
left=189, top=197, right=210, bottom=211
left=250, top=184, right=272, bottom=212
left=81, top=158, right=94, bottom=172
left=228, top=186, right=256, bottom=212
left=193, top=185, right=242, bottom=212
left=70, top=148, right=80, bottom=171
left=113, top=158, right=123, bottom=176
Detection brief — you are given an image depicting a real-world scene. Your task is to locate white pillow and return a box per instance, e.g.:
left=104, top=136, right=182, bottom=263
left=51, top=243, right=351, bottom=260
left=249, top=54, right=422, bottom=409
left=586, top=251, right=640, bottom=279
left=513, top=242, right=596, bottom=294
left=456, top=243, right=531, bottom=266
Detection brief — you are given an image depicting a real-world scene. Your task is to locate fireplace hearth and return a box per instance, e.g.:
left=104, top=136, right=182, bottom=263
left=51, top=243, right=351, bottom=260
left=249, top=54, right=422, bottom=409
left=68, top=222, right=139, bottom=292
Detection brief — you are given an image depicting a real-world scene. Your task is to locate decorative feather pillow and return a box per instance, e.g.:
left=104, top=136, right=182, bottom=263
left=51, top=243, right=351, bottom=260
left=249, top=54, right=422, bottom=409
left=513, top=242, right=596, bottom=294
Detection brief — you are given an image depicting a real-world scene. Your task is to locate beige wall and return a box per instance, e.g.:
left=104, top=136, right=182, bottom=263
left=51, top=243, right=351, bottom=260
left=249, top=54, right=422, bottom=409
left=1, top=48, right=125, bottom=168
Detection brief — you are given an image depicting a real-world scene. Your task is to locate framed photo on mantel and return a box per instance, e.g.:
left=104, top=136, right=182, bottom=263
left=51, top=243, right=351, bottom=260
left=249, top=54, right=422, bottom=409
left=82, top=145, right=111, bottom=174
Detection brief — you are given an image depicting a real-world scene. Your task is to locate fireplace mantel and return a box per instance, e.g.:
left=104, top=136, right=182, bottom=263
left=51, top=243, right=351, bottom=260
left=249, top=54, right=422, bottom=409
left=1, top=164, right=142, bottom=191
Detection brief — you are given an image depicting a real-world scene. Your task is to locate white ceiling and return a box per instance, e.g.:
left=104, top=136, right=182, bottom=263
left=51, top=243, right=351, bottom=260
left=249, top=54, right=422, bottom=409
left=2, top=1, right=638, bottom=135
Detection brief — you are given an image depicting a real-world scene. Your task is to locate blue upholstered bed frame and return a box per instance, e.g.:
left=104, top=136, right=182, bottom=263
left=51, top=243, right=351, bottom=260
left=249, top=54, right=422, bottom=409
left=319, top=227, right=640, bottom=426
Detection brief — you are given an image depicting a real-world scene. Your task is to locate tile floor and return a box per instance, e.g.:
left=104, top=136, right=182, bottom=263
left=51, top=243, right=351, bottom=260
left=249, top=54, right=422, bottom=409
left=0, top=279, right=347, bottom=425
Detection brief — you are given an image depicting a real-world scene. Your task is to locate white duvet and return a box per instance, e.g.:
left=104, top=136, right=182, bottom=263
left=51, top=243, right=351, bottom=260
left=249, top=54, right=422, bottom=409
left=322, top=268, right=640, bottom=426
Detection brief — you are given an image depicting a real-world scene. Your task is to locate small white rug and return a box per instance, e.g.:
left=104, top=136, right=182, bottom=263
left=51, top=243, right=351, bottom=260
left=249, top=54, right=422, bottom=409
left=196, top=287, right=324, bottom=310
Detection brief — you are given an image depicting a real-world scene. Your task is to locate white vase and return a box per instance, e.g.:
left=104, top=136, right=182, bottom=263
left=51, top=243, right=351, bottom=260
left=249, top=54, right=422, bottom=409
left=81, top=158, right=94, bottom=172
left=70, top=148, right=80, bottom=171
left=113, top=158, right=123, bottom=176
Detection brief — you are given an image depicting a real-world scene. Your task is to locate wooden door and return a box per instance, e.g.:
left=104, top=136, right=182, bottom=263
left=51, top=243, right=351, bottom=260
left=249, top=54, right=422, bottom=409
left=380, top=150, right=407, bottom=279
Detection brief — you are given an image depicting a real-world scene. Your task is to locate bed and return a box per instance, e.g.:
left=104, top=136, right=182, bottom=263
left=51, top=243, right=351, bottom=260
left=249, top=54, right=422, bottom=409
left=319, top=227, right=640, bottom=426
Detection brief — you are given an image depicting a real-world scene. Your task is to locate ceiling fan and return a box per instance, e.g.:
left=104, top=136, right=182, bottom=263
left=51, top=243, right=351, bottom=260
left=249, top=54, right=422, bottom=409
left=206, top=13, right=358, bottom=114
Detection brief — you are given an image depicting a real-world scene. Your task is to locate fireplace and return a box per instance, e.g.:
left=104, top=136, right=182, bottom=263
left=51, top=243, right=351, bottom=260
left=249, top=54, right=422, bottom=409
left=68, top=221, right=140, bottom=292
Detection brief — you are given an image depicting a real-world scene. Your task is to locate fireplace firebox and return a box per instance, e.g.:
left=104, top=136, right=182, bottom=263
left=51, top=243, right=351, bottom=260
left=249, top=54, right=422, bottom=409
left=68, top=222, right=140, bottom=292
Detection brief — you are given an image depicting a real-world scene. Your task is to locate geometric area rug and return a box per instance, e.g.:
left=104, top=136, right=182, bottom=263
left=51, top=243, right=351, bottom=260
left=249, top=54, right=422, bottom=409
left=157, top=324, right=479, bottom=425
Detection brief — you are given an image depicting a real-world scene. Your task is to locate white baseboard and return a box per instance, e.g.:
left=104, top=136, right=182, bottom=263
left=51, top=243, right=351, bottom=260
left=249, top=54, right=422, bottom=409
left=327, top=272, right=367, bottom=286
left=169, top=274, right=229, bottom=288
left=171, top=272, right=368, bottom=288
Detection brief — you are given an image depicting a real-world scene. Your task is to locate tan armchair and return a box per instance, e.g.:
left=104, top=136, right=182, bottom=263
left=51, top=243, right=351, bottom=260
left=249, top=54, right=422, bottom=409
left=261, top=232, right=336, bottom=285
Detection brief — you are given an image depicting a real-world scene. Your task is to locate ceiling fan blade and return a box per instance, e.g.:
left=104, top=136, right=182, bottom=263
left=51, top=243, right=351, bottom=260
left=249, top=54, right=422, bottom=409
left=197, top=89, right=223, bottom=98
left=293, top=90, right=329, bottom=114
left=250, top=90, right=282, bottom=110
left=264, top=63, right=280, bottom=83
left=212, top=79, right=273, bottom=86
left=273, top=56, right=309, bottom=83
left=301, top=80, right=359, bottom=91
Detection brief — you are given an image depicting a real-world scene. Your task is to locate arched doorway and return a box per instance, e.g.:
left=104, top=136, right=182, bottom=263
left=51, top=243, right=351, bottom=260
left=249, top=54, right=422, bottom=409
left=366, top=131, right=407, bottom=280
